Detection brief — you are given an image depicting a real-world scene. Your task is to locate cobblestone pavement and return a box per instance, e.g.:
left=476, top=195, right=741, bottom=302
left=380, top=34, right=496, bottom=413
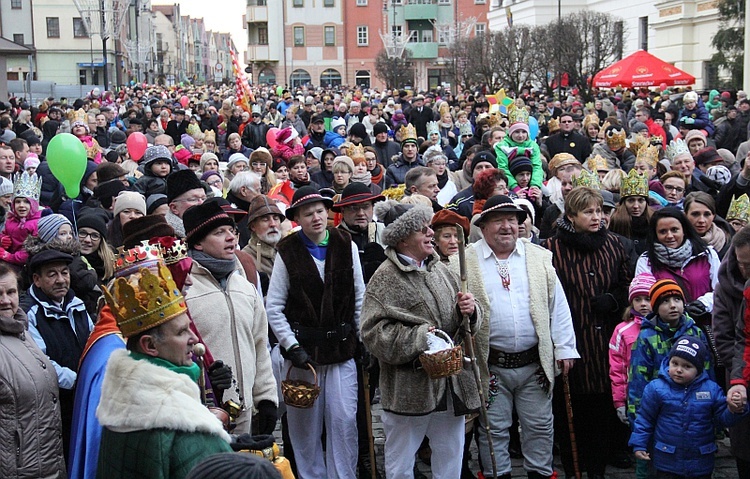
left=277, top=401, right=740, bottom=478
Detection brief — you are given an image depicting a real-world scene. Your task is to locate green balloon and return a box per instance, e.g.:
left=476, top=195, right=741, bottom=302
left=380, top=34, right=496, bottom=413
left=46, top=133, right=87, bottom=199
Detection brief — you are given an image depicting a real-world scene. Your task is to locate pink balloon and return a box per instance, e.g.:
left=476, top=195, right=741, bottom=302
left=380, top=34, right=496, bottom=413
left=266, top=127, right=280, bottom=149
left=180, top=95, right=189, bottom=107
left=126, top=132, right=148, bottom=162
left=659, top=82, right=668, bottom=91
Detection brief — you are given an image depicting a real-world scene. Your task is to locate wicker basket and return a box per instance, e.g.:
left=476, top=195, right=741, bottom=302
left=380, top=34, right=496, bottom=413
left=419, top=329, right=463, bottom=379
left=281, top=363, right=321, bottom=408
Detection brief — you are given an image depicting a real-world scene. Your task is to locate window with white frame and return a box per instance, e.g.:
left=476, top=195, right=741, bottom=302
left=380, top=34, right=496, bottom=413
left=438, top=0, right=450, bottom=4
left=437, top=28, right=450, bottom=45
left=422, top=29, right=433, bottom=42
left=324, top=26, right=335, bottom=46
left=357, top=26, right=368, bottom=46
left=356, top=0, right=368, bottom=4
left=391, top=25, right=403, bottom=37
left=475, top=23, right=486, bottom=36
left=408, top=30, right=418, bottom=43
left=294, top=26, right=305, bottom=46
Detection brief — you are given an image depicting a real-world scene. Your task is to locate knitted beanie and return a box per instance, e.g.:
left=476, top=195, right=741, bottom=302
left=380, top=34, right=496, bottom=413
left=650, top=279, right=685, bottom=310
left=508, top=122, right=529, bottom=137
left=629, top=272, right=656, bottom=303
left=113, top=191, right=146, bottom=217
left=37, top=214, right=72, bottom=244
left=669, top=336, right=707, bottom=373
left=24, top=154, right=40, bottom=170
left=146, top=193, right=168, bottom=215
left=0, top=177, right=12, bottom=197
left=509, top=156, right=533, bottom=177
left=226, top=153, right=249, bottom=169
left=332, top=155, right=355, bottom=173
left=185, top=452, right=281, bottom=479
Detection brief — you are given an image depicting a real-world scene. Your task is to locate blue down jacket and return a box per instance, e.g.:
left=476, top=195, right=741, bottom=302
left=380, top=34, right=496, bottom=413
left=629, top=358, right=747, bottom=477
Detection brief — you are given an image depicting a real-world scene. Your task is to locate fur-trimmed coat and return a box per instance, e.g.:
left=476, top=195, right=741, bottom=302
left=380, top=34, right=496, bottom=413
left=361, top=248, right=482, bottom=416
left=96, top=350, right=232, bottom=479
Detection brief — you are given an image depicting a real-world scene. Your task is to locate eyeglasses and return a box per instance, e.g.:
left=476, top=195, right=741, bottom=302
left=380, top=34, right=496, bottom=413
left=251, top=162, right=266, bottom=167
left=420, top=225, right=433, bottom=235
left=208, top=179, right=223, bottom=187
left=173, top=195, right=207, bottom=205
left=560, top=120, right=574, bottom=124
left=78, top=231, right=101, bottom=241
left=664, top=185, right=685, bottom=193
left=233, top=164, right=250, bottom=171
left=343, top=203, right=372, bottom=213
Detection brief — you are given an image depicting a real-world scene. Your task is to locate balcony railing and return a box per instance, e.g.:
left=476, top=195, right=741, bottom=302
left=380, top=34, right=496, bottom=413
left=403, top=1, right=438, bottom=20
left=406, top=42, right=438, bottom=58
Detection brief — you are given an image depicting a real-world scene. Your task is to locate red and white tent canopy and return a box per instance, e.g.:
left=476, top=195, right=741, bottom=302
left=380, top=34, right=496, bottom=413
left=592, top=50, right=695, bottom=88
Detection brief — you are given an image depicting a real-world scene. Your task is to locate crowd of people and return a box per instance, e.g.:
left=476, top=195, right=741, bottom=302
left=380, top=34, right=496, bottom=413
left=1, top=80, right=750, bottom=479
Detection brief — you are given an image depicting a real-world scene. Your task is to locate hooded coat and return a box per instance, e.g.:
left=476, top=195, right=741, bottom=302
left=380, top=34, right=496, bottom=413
left=0, top=308, right=66, bottom=479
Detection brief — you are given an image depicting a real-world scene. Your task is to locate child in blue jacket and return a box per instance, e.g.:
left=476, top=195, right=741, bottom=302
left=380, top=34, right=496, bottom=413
left=630, top=337, right=747, bottom=478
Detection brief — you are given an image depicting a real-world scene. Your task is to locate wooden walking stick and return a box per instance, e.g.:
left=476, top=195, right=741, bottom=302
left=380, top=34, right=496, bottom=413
left=562, top=371, right=581, bottom=479
left=362, top=366, right=377, bottom=479
left=456, top=225, right=498, bottom=479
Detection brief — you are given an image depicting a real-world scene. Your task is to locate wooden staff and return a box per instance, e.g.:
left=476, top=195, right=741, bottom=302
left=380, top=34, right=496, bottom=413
left=456, top=225, right=497, bottom=479
left=563, top=371, right=581, bottom=479
left=362, top=366, right=377, bottom=479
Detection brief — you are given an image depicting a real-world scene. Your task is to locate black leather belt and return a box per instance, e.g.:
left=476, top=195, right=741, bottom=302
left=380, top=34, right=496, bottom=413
left=292, top=323, right=352, bottom=344
left=488, top=346, right=539, bottom=369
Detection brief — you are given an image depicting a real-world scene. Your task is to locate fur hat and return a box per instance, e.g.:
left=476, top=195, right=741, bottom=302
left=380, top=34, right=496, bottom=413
left=669, top=336, right=707, bottom=373
left=113, top=191, right=146, bottom=217
left=93, top=180, right=127, bottom=209
left=629, top=272, right=656, bottom=303
left=167, top=169, right=204, bottom=203
left=374, top=200, right=433, bottom=247
left=249, top=148, right=273, bottom=168
left=122, top=214, right=175, bottom=249
left=37, top=213, right=72, bottom=244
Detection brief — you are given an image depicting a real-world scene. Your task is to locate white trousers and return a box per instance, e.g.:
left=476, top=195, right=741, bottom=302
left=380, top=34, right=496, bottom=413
left=286, top=359, right=358, bottom=479
left=382, top=407, right=465, bottom=479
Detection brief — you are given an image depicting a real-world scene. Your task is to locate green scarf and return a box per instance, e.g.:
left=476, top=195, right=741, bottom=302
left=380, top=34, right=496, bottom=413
left=130, top=351, right=201, bottom=383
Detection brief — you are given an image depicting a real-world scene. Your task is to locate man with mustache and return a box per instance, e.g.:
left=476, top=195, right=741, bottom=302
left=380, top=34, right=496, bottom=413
left=242, top=194, right=287, bottom=294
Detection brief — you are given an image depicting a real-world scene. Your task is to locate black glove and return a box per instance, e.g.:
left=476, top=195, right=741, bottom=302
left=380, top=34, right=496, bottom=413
left=207, top=360, right=233, bottom=392
left=230, top=433, right=275, bottom=452
left=591, top=293, right=619, bottom=315
left=288, top=346, right=314, bottom=369
left=685, top=300, right=710, bottom=322
left=255, top=400, right=278, bottom=435
left=355, top=341, right=372, bottom=368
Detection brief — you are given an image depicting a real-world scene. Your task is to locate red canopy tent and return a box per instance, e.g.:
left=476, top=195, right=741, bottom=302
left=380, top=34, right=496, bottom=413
left=592, top=50, right=695, bottom=88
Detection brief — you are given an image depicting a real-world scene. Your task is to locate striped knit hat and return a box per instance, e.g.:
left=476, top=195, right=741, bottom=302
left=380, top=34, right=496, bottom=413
left=37, top=214, right=72, bottom=244
left=649, top=279, right=684, bottom=310
left=629, top=272, right=656, bottom=303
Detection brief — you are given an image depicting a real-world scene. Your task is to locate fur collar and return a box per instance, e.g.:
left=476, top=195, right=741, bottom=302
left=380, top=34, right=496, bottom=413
left=96, top=350, right=230, bottom=442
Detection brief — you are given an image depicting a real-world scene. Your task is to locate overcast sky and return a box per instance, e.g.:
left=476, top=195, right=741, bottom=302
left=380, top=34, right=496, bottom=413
left=154, top=0, right=246, bottom=58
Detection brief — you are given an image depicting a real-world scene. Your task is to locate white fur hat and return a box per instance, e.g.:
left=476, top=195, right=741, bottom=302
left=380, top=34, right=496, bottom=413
left=375, top=200, right=433, bottom=248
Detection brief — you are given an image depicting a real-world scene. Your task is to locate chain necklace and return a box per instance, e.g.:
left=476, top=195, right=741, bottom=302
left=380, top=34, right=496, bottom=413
left=495, top=258, right=511, bottom=290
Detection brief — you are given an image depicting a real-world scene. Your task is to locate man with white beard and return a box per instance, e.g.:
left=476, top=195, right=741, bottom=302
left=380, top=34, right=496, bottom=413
left=242, top=194, right=286, bottom=295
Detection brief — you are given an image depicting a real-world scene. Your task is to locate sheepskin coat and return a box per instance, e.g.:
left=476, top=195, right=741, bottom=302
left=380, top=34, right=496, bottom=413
left=96, top=350, right=231, bottom=479
left=361, top=247, right=482, bottom=416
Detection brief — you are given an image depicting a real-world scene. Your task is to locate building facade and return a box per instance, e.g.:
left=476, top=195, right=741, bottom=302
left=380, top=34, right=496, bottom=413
left=486, top=0, right=721, bottom=89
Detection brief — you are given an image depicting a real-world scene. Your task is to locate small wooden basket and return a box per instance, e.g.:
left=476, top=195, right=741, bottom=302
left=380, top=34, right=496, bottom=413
left=281, top=363, right=321, bottom=408
left=419, top=329, right=463, bottom=379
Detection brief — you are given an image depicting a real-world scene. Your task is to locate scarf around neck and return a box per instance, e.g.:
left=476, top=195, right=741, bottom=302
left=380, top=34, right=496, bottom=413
left=653, top=239, right=694, bottom=268
left=189, top=249, right=237, bottom=280
left=555, top=216, right=608, bottom=251
left=701, top=223, right=726, bottom=253
left=352, top=171, right=372, bottom=186
left=130, top=351, right=200, bottom=383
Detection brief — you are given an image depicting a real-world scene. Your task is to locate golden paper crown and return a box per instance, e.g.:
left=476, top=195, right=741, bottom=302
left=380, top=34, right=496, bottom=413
left=438, top=102, right=450, bottom=117
left=582, top=113, right=600, bottom=130
left=487, top=113, right=503, bottom=128
left=68, top=108, right=87, bottom=123
left=13, top=171, right=42, bottom=201
left=605, top=126, right=626, bottom=150
left=399, top=124, right=418, bottom=144
left=636, top=144, right=660, bottom=168
left=104, top=261, right=187, bottom=338
left=204, top=129, right=216, bottom=144
left=726, top=194, right=750, bottom=223
left=587, top=155, right=609, bottom=173
left=426, top=121, right=440, bottom=137
left=153, top=238, right=188, bottom=265
left=649, top=135, right=663, bottom=147
left=113, top=243, right=163, bottom=278
left=508, top=107, right=529, bottom=125
left=620, top=169, right=649, bottom=198
left=349, top=144, right=366, bottom=161
left=628, top=135, right=649, bottom=156
left=666, top=138, right=690, bottom=162
left=572, top=169, right=601, bottom=189
left=601, top=120, right=612, bottom=133
left=547, top=117, right=560, bottom=134
left=381, top=184, right=406, bottom=201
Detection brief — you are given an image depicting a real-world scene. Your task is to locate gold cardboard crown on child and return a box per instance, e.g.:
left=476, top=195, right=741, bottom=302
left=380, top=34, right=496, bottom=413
left=727, top=194, right=750, bottom=223
left=587, top=155, right=609, bottom=173
left=636, top=144, right=660, bottom=168
left=649, top=135, right=663, bottom=147
left=547, top=118, right=560, bottom=134
left=572, top=169, right=601, bottom=189
left=13, top=171, right=42, bottom=201
left=582, top=114, right=600, bottom=130
left=605, top=127, right=626, bottom=151
left=508, top=107, right=529, bottom=125
left=103, top=260, right=187, bottom=338
left=349, top=144, right=366, bottom=161
left=620, top=169, right=649, bottom=198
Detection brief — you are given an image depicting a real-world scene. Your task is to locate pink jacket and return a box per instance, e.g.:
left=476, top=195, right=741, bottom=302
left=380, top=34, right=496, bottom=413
left=609, top=313, right=643, bottom=408
left=2, top=209, right=41, bottom=265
